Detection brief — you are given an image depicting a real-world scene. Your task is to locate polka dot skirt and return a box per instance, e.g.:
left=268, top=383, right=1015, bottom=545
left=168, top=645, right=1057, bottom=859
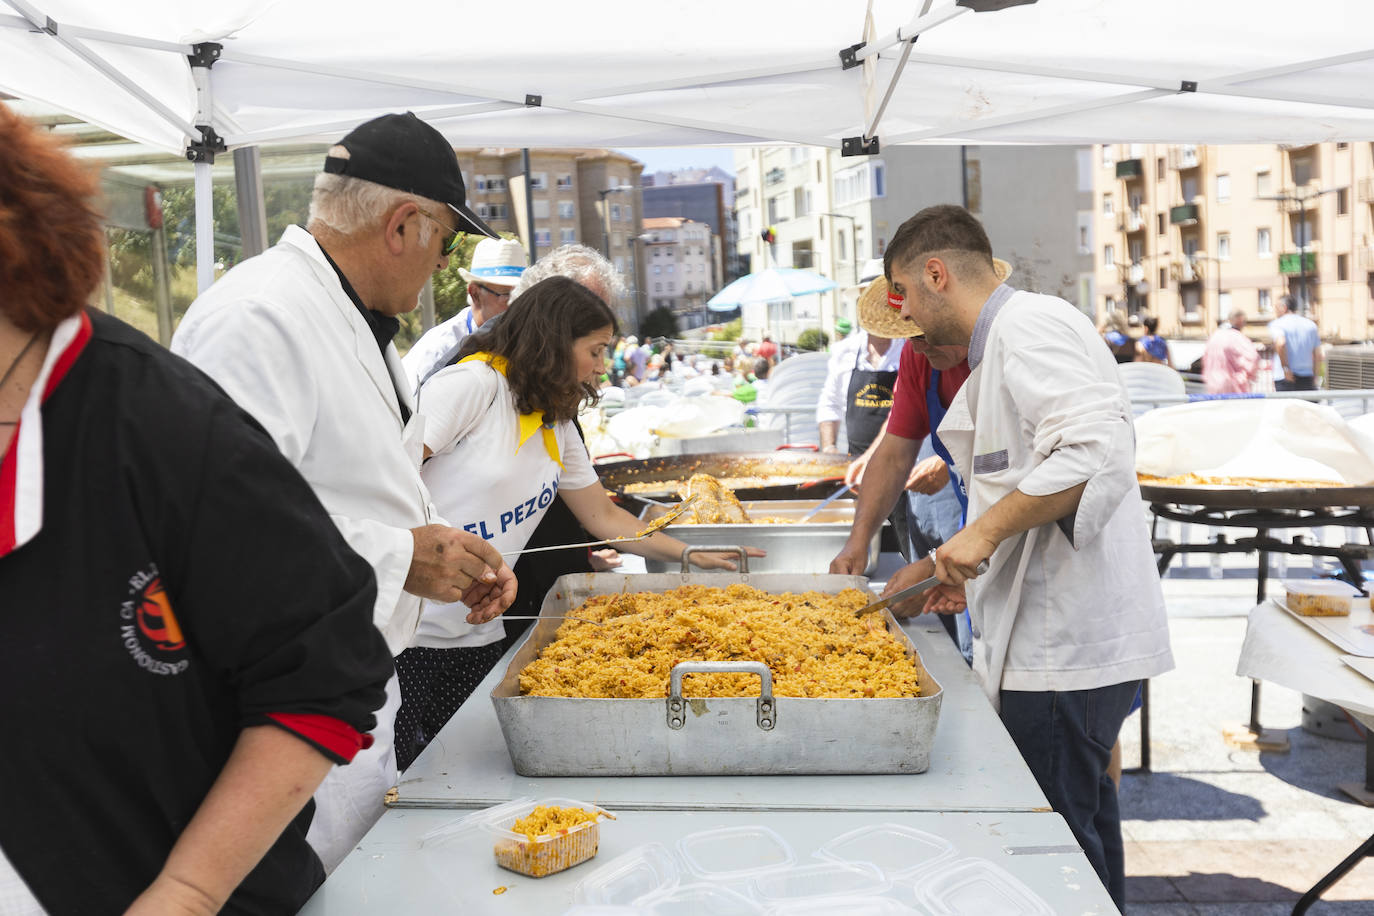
left=394, top=642, right=507, bottom=772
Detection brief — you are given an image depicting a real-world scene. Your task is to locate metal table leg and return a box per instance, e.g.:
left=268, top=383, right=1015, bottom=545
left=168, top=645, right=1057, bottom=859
left=1291, top=832, right=1374, bottom=915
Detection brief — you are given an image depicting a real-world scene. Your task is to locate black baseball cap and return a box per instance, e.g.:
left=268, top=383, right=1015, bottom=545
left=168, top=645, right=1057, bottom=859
left=323, top=112, right=497, bottom=239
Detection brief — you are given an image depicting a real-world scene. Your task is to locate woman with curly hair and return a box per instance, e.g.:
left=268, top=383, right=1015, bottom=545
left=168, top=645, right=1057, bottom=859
left=0, top=105, right=392, bottom=912
left=394, top=275, right=760, bottom=768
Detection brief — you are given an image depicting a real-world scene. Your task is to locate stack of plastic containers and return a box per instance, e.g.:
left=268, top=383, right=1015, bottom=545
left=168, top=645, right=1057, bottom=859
left=566, top=821, right=1057, bottom=915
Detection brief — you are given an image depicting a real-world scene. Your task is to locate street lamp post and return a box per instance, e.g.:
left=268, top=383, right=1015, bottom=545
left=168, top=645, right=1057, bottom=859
left=597, top=185, right=635, bottom=262
left=1257, top=187, right=1338, bottom=311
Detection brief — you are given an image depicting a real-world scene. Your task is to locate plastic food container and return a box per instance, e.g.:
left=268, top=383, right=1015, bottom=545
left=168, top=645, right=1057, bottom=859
left=573, top=842, right=679, bottom=906
left=750, top=860, right=890, bottom=903
left=770, top=897, right=923, bottom=916
left=675, top=825, right=796, bottom=882
left=813, top=822, right=956, bottom=881
left=635, top=882, right=765, bottom=915
left=1283, top=578, right=1362, bottom=616
left=912, top=857, right=1054, bottom=915
left=481, top=796, right=612, bottom=878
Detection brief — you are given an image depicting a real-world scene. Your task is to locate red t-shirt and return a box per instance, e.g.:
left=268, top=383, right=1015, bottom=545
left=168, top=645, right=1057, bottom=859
left=755, top=339, right=779, bottom=360
left=887, top=341, right=971, bottom=442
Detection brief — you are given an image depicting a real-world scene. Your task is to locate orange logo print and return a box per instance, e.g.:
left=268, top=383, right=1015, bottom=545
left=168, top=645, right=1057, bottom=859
left=136, top=577, right=185, bottom=651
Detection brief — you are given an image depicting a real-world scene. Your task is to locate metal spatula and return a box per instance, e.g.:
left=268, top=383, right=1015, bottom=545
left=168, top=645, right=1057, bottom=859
left=796, top=484, right=851, bottom=523
left=854, top=559, right=988, bottom=616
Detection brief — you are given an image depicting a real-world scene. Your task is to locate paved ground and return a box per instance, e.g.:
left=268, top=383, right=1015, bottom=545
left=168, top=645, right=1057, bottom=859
left=1121, top=574, right=1374, bottom=915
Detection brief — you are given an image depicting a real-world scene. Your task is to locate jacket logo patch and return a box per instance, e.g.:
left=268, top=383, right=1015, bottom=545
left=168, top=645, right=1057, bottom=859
left=119, top=564, right=190, bottom=676
left=973, top=449, right=1010, bottom=474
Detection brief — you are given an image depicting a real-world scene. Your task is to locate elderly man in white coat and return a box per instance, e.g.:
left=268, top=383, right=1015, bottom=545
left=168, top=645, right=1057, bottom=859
left=172, top=112, right=517, bottom=872
left=874, top=205, right=1173, bottom=912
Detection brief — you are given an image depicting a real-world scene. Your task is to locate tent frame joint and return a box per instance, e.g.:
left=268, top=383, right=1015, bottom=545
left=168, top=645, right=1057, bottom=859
left=838, top=42, right=866, bottom=71
left=841, top=135, right=880, bottom=157
left=187, top=42, right=222, bottom=70
left=1179, top=80, right=1198, bottom=93
left=41, top=16, right=56, bottom=36
left=525, top=93, right=542, bottom=107
left=186, top=125, right=226, bottom=163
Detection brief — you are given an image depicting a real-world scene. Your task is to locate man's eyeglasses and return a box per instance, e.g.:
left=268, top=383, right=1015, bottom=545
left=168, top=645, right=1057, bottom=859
left=415, top=207, right=462, bottom=256
left=472, top=281, right=511, bottom=300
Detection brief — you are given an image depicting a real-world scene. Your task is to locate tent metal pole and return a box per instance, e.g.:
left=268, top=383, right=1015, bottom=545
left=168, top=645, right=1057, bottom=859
left=224, top=102, right=517, bottom=147
left=855, top=3, right=969, bottom=61
left=885, top=87, right=1171, bottom=143
left=194, top=162, right=214, bottom=293
left=864, top=37, right=916, bottom=141
left=6, top=1, right=196, bottom=138
left=0, top=13, right=190, bottom=53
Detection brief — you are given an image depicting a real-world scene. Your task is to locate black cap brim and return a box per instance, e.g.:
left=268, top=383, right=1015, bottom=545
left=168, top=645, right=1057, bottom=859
left=447, top=202, right=498, bottom=240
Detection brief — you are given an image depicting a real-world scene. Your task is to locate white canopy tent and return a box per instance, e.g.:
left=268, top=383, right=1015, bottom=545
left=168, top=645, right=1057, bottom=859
left=4, top=0, right=1374, bottom=288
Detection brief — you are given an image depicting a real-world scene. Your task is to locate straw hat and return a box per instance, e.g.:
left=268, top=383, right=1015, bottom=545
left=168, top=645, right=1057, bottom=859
left=856, top=257, right=1011, bottom=339
left=457, top=237, right=528, bottom=288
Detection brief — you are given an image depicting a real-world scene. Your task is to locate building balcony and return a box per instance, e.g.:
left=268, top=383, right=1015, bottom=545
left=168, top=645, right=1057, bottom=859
left=1358, top=246, right=1374, bottom=271
left=1169, top=145, right=1200, bottom=170
left=1358, top=177, right=1374, bottom=204
left=1115, top=158, right=1144, bottom=180
left=1120, top=210, right=1146, bottom=232
left=1278, top=250, right=1318, bottom=275
left=1127, top=263, right=1145, bottom=285
left=1171, top=259, right=1200, bottom=283
left=1169, top=203, right=1200, bottom=225
left=765, top=167, right=786, bottom=186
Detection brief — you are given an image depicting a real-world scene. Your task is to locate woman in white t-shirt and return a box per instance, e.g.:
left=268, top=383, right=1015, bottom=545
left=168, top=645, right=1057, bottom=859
left=396, top=277, right=758, bottom=769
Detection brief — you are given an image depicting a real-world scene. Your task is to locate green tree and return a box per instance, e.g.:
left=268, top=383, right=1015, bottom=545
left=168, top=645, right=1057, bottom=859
left=640, top=306, right=680, bottom=340
left=796, top=327, right=830, bottom=351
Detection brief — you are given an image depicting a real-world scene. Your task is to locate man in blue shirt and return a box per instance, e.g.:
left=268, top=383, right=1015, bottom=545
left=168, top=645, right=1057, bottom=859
left=1269, top=294, right=1323, bottom=391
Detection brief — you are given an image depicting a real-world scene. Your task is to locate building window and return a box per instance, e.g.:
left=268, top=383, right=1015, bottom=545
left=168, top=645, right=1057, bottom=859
left=1156, top=157, right=1165, bottom=181
left=1218, top=291, right=1232, bottom=312
left=655, top=282, right=662, bottom=292
left=610, top=204, right=621, bottom=221
left=653, top=264, right=661, bottom=275
left=1256, top=170, right=1272, bottom=198
left=532, top=199, right=550, bottom=219
left=491, top=204, right=508, bottom=219
left=1338, top=188, right=1349, bottom=215
left=1182, top=285, right=1201, bottom=322
left=556, top=174, right=574, bottom=189
left=768, top=195, right=784, bottom=224
left=1104, top=296, right=1116, bottom=312
left=666, top=264, right=674, bottom=274
left=1104, top=245, right=1115, bottom=268
left=667, top=282, right=675, bottom=293
left=1217, top=233, right=1231, bottom=260
left=1258, top=289, right=1272, bottom=313
left=558, top=201, right=575, bottom=219
left=1216, top=174, right=1230, bottom=202
left=1102, top=194, right=1114, bottom=217
left=534, top=229, right=551, bottom=246
left=1291, top=156, right=1313, bottom=187
left=872, top=163, right=885, bottom=198
left=529, top=173, right=547, bottom=190
left=1101, top=145, right=1114, bottom=167
left=612, top=233, right=622, bottom=248
left=1257, top=227, right=1272, bottom=257
left=1157, top=213, right=1166, bottom=235
left=793, top=186, right=812, bottom=217
left=560, top=228, right=576, bottom=244
left=488, top=176, right=508, bottom=191
left=1159, top=267, right=1167, bottom=291
left=1338, top=253, right=1349, bottom=281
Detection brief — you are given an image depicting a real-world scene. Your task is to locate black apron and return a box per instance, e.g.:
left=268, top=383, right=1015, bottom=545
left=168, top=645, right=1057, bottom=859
left=844, top=344, right=898, bottom=457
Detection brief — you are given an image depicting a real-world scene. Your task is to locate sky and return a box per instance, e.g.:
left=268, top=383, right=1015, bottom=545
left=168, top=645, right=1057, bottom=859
left=617, top=147, right=738, bottom=176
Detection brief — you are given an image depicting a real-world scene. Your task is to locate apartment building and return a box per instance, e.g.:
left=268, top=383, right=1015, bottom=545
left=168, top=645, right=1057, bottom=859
left=642, top=167, right=744, bottom=286
left=733, top=146, right=1092, bottom=344
left=641, top=217, right=715, bottom=331
left=456, top=148, right=644, bottom=332
left=1092, top=143, right=1374, bottom=342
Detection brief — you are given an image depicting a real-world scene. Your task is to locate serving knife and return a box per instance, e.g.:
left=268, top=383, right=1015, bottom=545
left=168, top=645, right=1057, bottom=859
left=853, top=559, right=988, bottom=616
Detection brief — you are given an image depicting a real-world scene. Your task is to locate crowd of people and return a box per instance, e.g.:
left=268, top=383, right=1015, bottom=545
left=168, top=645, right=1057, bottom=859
left=3, top=103, right=1202, bottom=915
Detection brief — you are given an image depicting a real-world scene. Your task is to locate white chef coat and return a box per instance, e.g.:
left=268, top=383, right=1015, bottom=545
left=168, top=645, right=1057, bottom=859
left=936, top=287, right=1174, bottom=708
left=171, top=224, right=437, bottom=872
left=417, top=358, right=599, bottom=647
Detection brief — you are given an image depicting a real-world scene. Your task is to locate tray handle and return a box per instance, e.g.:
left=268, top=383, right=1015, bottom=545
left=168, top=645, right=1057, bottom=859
left=680, top=544, right=749, bottom=574
left=667, top=661, right=775, bottom=731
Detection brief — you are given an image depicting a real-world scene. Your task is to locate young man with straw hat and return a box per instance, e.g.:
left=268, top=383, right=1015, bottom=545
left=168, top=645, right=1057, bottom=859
left=855, top=204, right=1172, bottom=911
left=403, top=236, right=529, bottom=395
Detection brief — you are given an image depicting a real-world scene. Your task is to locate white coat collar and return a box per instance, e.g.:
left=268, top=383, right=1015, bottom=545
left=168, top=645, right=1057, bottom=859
left=278, top=225, right=416, bottom=427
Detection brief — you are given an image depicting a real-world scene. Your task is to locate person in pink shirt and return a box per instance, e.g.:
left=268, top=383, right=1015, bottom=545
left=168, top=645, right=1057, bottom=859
left=1201, top=308, right=1260, bottom=394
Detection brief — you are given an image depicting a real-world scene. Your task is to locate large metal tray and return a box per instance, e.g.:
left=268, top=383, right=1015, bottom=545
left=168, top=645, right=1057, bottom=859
left=490, top=563, right=943, bottom=777
left=639, top=499, right=883, bottom=576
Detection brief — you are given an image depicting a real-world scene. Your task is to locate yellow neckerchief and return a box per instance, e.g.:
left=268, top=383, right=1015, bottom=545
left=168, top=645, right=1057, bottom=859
left=458, top=352, right=562, bottom=468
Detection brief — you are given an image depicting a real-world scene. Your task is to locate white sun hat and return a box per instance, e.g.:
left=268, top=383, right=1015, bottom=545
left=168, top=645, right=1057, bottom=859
left=457, top=237, right=528, bottom=288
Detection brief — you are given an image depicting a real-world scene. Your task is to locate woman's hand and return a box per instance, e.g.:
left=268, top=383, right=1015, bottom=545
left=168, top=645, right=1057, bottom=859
left=689, top=546, right=767, bottom=571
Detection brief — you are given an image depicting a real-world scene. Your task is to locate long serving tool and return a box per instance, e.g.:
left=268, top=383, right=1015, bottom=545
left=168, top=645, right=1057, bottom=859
left=854, top=557, right=989, bottom=616
left=795, top=483, right=851, bottom=523
left=499, top=496, right=698, bottom=558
